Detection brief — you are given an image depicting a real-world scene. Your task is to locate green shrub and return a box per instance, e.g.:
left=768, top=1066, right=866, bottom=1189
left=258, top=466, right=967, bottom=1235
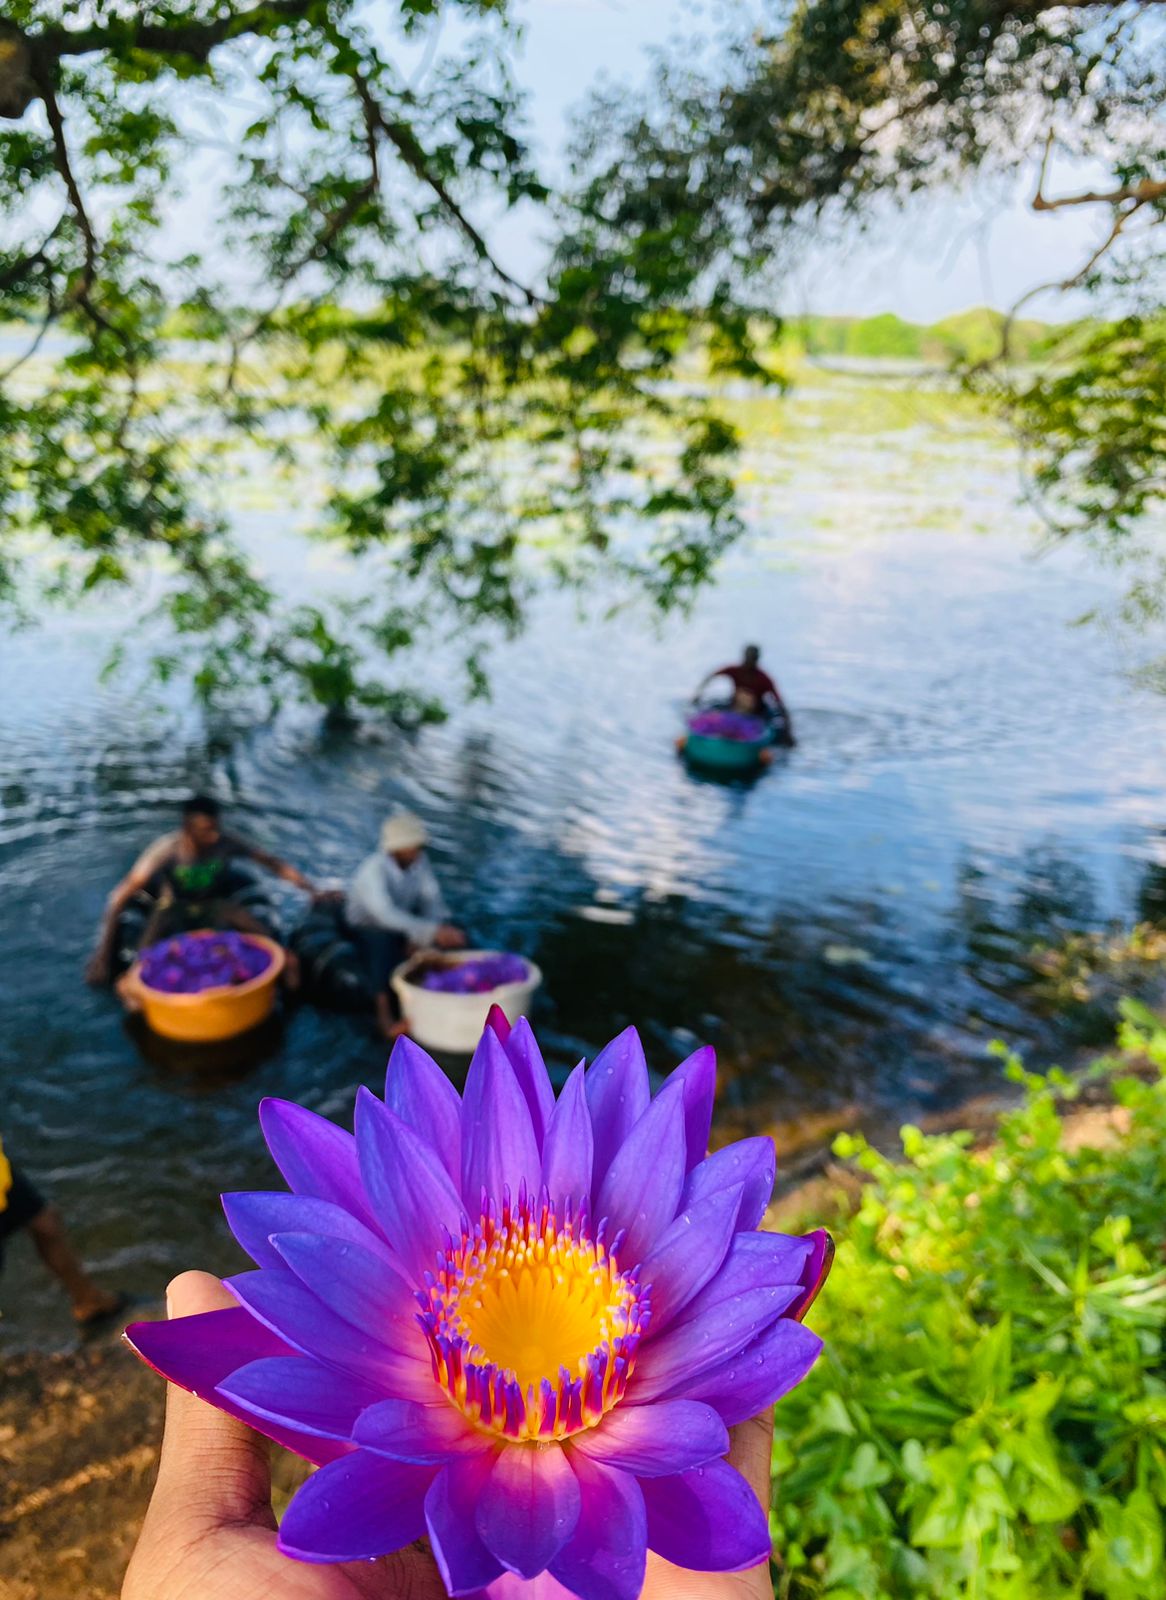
left=773, top=1002, right=1166, bottom=1599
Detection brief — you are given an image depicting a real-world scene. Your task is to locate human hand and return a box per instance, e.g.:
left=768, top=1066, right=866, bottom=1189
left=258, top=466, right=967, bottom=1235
left=433, top=924, right=467, bottom=950
left=123, top=1273, right=776, bottom=1600
left=122, top=1272, right=446, bottom=1600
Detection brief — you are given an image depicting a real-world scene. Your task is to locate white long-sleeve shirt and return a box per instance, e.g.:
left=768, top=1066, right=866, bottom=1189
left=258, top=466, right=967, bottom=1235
left=345, top=852, right=449, bottom=946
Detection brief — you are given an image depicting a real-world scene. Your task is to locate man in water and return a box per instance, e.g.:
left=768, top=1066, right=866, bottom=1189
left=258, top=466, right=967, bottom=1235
left=695, top=644, right=796, bottom=744
left=0, top=1133, right=125, bottom=1327
left=85, top=794, right=313, bottom=986
left=345, top=811, right=466, bottom=1040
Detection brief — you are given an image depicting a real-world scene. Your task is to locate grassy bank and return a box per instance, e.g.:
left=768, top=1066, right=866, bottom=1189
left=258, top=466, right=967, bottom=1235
left=769, top=1002, right=1166, bottom=1599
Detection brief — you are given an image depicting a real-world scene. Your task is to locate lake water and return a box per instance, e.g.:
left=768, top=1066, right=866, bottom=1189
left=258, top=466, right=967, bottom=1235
left=4, top=370, right=1166, bottom=1347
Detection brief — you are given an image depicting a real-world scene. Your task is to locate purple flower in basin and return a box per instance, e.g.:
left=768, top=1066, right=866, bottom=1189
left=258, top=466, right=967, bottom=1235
left=126, top=1012, right=832, bottom=1599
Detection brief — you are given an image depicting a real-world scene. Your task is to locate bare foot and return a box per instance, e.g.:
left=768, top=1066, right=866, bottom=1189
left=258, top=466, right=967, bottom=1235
left=73, top=1288, right=129, bottom=1327
left=281, top=950, right=301, bottom=991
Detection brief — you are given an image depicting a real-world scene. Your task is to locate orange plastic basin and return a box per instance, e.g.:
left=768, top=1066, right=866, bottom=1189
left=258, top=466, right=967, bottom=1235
left=129, top=932, right=286, bottom=1043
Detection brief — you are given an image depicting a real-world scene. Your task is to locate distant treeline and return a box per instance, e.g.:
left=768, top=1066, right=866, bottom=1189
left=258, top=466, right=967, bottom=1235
left=781, top=307, right=1091, bottom=364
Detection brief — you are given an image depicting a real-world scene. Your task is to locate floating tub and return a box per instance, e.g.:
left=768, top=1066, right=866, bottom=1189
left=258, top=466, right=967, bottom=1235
left=680, top=729, right=771, bottom=773
left=128, top=932, right=286, bottom=1043
left=392, top=950, right=542, bottom=1054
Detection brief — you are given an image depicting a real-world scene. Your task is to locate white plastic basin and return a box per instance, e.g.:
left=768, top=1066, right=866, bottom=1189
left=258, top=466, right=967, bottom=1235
left=391, top=950, right=542, bottom=1054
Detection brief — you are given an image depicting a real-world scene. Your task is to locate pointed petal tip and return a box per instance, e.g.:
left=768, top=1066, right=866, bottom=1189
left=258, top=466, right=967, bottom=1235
left=485, top=1003, right=512, bottom=1042
left=791, top=1227, right=835, bottom=1321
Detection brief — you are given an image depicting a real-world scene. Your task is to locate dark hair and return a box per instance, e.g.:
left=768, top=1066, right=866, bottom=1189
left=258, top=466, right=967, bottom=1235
left=183, top=793, right=222, bottom=820
left=744, top=643, right=761, bottom=661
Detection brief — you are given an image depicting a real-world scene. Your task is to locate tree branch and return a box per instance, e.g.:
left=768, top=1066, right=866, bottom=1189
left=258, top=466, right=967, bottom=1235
left=1033, top=176, right=1166, bottom=211
left=28, top=0, right=320, bottom=68
left=32, top=61, right=133, bottom=351
left=356, top=72, right=539, bottom=306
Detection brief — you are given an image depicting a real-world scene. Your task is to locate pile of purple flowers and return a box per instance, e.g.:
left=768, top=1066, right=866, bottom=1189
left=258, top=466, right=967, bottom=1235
left=128, top=1013, right=831, bottom=1598
left=687, top=709, right=768, bottom=742
left=139, top=930, right=273, bottom=994
left=421, top=953, right=531, bottom=994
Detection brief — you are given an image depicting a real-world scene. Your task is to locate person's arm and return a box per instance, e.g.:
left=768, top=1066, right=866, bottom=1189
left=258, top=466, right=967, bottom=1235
left=351, top=859, right=441, bottom=946
left=85, top=835, right=170, bottom=983
left=693, top=666, right=733, bottom=703
left=761, top=673, right=796, bottom=743
left=414, top=858, right=450, bottom=926
left=237, top=836, right=313, bottom=893
left=414, top=859, right=465, bottom=950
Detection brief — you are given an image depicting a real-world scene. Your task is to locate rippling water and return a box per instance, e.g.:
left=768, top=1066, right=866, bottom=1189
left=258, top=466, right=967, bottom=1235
left=4, top=375, right=1166, bottom=1348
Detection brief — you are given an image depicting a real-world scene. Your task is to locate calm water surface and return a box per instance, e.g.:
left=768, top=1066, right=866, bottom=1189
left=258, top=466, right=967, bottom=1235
left=4, top=378, right=1166, bottom=1347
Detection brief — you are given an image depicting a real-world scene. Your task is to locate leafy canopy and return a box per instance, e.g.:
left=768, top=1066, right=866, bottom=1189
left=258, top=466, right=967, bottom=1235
left=585, top=0, right=1166, bottom=606
left=0, top=1, right=767, bottom=717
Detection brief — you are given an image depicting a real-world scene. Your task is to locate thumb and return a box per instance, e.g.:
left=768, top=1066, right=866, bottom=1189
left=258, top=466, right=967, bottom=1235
left=727, top=1405, right=774, bottom=1511
left=149, top=1271, right=275, bottom=1533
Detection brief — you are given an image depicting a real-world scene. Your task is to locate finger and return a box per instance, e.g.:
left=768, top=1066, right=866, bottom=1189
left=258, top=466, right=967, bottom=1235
left=149, top=1271, right=275, bottom=1532
left=727, top=1406, right=774, bottom=1508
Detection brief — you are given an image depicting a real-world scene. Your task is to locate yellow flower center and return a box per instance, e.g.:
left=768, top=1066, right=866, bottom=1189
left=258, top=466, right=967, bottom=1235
left=422, top=1194, right=647, bottom=1441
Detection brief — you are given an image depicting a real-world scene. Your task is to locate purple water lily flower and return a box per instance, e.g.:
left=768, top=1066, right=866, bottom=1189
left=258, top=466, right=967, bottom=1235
left=126, top=1012, right=831, bottom=1599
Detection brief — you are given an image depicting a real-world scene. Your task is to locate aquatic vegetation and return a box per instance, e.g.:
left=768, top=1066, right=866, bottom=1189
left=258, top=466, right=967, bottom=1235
left=770, top=1017, right=1166, bottom=1599
left=138, top=931, right=273, bottom=994
left=127, top=1015, right=831, bottom=1594
left=419, top=953, right=531, bottom=993
left=687, top=709, right=769, bottom=741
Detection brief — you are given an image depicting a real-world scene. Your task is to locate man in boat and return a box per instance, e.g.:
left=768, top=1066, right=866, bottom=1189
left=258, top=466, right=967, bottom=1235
left=0, top=1132, right=126, bottom=1328
left=85, top=794, right=313, bottom=988
left=345, top=811, right=466, bottom=1041
left=694, top=644, right=797, bottom=745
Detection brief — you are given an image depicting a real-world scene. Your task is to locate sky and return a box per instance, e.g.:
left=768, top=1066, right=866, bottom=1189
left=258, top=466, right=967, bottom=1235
left=503, top=0, right=1104, bottom=322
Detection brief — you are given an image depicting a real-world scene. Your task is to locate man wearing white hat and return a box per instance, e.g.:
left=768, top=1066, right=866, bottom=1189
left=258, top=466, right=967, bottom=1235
left=345, top=812, right=466, bottom=1038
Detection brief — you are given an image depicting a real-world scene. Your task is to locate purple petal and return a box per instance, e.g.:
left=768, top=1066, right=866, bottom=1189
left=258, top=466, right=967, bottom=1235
left=682, top=1318, right=823, bottom=1425
left=541, top=1062, right=593, bottom=1216
left=636, top=1185, right=742, bottom=1331
left=277, top=1450, right=435, bottom=1562
left=355, top=1086, right=465, bottom=1284
left=571, top=1399, right=728, bottom=1478
left=355, top=1398, right=489, bottom=1463
left=385, top=1036, right=463, bottom=1185
left=550, top=1454, right=646, bottom=1600
left=665, top=1045, right=717, bottom=1171
left=595, top=1081, right=686, bottom=1266
left=461, top=1027, right=541, bottom=1209
left=475, top=1443, right=581, bottom=1579
left=217, top=1356, right=383, bottom=1440
left=679, top=1229, right=813, bottom=1323
left=641, top=1458, right=771, bottom=1572
left=270, top=1232, right=421, bottom=1350
left=225, top=1268, right=432, bottom=1395
left=585, top=1028, right=650, bottom=1195
left=789, top=1227, right=835, bottom=1321
left=630, top=1284, right=802, bottom=1403
left=502, top=1017, right=555, bottom=1150
left=124, top=1308, right=348, bottom=1466
left=222, top=1190, right=393, bottom=1273
left=258, top=1098, right=377, bottom=1230
left=427, top=1454, right=506, bottom=1595
left=682, top=1137, right=776, bottom=1231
